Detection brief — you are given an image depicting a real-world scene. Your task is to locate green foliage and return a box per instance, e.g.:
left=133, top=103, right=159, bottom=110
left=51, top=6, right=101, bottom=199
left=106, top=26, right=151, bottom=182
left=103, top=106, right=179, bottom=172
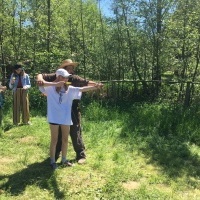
left=2, top=0, right=200, bottom=103
left=119, top=103, right=200, bottom=144
left=2, top=90, right=12, bottom=113
left=29, top=86, right=47, bottom=116
left=3, top=86, right=47, bottom=117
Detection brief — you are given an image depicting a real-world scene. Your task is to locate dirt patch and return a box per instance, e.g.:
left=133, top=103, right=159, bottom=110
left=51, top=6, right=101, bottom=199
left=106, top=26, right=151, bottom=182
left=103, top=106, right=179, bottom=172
left=0, top=157, right=14, bottom=164
left=154, top=183, right=172, bottom=192
left=0, top=189, right=4, bottom=195
left=122, top=181, right=140, bottom=190
left=18, top=136, right=36, bottom=143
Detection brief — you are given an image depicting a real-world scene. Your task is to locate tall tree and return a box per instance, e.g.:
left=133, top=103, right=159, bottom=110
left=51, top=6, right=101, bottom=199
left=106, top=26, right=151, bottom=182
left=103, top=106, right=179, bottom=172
left=137, top=0, right=174, bottom=95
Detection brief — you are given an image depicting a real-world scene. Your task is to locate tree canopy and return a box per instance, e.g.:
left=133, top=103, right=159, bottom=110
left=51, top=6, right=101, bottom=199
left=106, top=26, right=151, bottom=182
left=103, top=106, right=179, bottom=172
left=1, top=0, right=200, bottom=105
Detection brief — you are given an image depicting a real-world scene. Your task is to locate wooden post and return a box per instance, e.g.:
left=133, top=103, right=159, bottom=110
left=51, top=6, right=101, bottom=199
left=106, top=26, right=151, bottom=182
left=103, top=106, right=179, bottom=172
left=184, top=82, right=191, bottom=107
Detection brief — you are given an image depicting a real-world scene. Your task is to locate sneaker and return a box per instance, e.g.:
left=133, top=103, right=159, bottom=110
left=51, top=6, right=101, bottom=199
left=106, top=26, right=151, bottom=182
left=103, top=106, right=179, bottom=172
left=62, top=160, right=73, bottom=167
left=77, top=158, right=86, bottom=164
left=50, top=163, right=57, bottom=170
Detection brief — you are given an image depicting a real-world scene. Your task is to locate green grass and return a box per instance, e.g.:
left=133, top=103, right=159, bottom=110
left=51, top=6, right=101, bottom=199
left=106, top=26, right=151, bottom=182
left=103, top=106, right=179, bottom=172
left=1, top=102, right=200, bottom=199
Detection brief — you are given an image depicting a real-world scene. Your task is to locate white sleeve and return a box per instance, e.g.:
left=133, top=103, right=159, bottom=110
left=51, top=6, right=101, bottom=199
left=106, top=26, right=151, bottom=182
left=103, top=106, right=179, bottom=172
left=39, top=86, right=50, bottom=95
left=69, top=86, right=82, bottom=100
left=39, top=86, right=45, bottom=94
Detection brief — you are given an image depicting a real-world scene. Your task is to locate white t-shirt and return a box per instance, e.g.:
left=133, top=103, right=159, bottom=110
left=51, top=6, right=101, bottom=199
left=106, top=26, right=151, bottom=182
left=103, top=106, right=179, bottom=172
left=39, top=85, right=82, bottom=125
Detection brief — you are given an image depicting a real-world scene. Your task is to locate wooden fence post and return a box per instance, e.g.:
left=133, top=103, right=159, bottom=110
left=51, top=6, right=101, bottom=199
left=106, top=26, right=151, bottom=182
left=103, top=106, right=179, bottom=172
left=184, top=82, right=191, bottom=107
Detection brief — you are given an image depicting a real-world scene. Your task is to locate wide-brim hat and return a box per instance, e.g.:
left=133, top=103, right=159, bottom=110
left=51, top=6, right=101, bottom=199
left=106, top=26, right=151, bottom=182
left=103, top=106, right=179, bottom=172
left=58, top=59, right=79, bottom=69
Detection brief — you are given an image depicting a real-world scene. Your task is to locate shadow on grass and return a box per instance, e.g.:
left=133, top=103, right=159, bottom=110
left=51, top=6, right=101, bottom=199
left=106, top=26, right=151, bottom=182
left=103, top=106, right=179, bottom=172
left=0, top=158, right=64, bottom=199
left=120, top=104, right=200, bottom=180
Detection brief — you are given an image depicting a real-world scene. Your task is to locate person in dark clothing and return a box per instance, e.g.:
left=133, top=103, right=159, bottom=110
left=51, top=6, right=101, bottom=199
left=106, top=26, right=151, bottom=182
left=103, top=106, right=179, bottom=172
left=36, top=59, right=100, bottom=164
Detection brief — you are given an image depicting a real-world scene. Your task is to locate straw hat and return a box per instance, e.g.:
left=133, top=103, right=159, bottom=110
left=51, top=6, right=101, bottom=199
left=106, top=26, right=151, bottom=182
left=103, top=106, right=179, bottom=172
left=58, top=59, right=79, bottom=69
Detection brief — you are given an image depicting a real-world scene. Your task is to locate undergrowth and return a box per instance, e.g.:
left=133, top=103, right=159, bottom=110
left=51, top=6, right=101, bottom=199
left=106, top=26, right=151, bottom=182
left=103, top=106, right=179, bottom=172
left=0, top=100, right=200, bottom=199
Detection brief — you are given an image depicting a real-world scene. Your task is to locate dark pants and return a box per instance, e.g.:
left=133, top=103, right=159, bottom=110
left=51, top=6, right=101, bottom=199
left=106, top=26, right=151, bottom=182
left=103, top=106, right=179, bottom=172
left=55, top=110, right=86, bottom=160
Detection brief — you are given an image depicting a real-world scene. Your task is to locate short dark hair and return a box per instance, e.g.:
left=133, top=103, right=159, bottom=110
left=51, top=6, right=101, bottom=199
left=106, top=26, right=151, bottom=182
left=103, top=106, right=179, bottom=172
left=14, top=64, right=22, bottom=70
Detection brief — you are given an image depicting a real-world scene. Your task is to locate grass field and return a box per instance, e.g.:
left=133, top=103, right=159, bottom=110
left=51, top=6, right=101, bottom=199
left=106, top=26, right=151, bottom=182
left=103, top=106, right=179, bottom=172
left=0, top=102, right=200, bottom=199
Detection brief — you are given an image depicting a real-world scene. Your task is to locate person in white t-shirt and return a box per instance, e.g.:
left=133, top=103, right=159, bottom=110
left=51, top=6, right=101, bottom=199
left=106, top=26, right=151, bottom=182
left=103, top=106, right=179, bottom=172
left=39, top=68, right=102, bottom=170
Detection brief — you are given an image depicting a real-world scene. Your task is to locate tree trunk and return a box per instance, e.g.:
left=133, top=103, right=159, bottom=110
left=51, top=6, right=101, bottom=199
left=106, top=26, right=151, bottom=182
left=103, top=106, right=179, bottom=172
left=152, top=0, right=162, bottom=96
left=80, top=0, right=86, bottom=78
left=47, top=0, right=51, bottom=66
left=121, top=3, right=148, bottom=90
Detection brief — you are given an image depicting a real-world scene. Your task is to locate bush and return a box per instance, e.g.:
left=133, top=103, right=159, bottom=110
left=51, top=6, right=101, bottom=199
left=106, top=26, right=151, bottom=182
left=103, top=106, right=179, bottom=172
left=3, top=86, right=47, bottom=116
left=29, top=87, right=47, bottom=115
